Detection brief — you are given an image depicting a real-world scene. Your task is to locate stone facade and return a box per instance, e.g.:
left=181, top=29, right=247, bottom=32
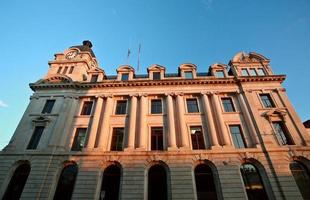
left=0, top=41, right=310, bottom=200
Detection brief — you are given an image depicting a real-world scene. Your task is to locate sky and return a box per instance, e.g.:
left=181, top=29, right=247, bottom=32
left=0, top=0, right=309, bottom=149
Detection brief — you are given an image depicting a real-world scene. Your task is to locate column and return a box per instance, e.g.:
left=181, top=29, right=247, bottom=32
left=138, top=94, right=147, bottom=150
left=85, top=96, right=104, bottom=149
left=211, top=93, right=231, bottom=146
left=176, top=94, right=189, bottom=148
left=166, top=93, right=177, bottom=150
left=201, top=93, right=219, bottom=147
left=237, top=92, right=259, bottom=146
left=126, top=95, right=138, bottom=150
left=97, top=95, right=113, bottom=150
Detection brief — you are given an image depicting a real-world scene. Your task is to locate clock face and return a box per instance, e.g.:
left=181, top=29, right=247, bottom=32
left=66, top=50, right=78, bottom=59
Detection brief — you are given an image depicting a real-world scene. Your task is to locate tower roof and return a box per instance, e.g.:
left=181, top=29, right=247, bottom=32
left=70, top=40, right=96, bottom=57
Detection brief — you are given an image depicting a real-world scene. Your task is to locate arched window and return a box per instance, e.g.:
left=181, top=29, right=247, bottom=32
left=148, top=164, right=168, bottom=200
left=240, top=163, right=269, bottom=200
left=53, top=163, right=78, bottom=200
left=3, top=163, right=30, bottom=200
left=194, top=164, right=218, bottom=200
left=290, top=161, right=310, bottom=199
left=100, top=164, right=121, bottom=200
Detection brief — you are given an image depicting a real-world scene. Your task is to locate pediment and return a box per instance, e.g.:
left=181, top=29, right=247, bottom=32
left=231, top=52, right=269, bottom=64
left=37, top=74, right=73, bottom=84
left=116, top=65, right=135, bottom=72
left=179, top=63, right=197, bottom=70
left=263, top=109, right=287, bottom=122
left=147, top=64, right=166, bottom=72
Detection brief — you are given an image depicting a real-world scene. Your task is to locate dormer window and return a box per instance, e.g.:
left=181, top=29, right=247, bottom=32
left=90, top=75, right=98, bottom=82
left=215, top=70, right=225, bottom=78
left=257, top=68, right=266, bottom=76
left=249, top=68, right=258, bottom=76
left=121, top=73, right=129, bottom=81
left=153, top=72, right=161, bottom=80
left=241, top=69, right=249, bottom=76
left=184, top=71, right=193, bottom=79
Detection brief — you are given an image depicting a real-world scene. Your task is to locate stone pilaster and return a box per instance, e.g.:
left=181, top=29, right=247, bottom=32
left=176, top=93, right=190, bottom=149
left=137, top=94, right=147, bottom=150
left=166, top=93, right=177, bottom=150
left=125, top=94, right=138, bottom=150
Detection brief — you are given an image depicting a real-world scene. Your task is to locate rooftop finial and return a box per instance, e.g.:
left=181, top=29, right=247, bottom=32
left=83, top=40, right=93, bottom=48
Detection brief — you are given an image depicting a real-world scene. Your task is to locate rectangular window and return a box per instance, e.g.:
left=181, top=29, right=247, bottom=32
left=249, top=68, right=257, bottom=76
left=229, top=125, right=246, bottom=148
left=115, top=100, right=127, bottom=114
left=121, top=73, right=129, bottom=81
left=62, top=66, right=68, bottom=74
left=90, top=74, right=98, bottom=82
left=111, top=128, right=124, bottom=151
left=215, top=70, right=225, bottom=78
left=185, top=71, right=193, bottom=79
left=272, top=122, right=294, bottom=145
left=222, top=98, right=236, bottom=112
left=42, top=100, right=55, bottom=114
left=187, top=99, right=199, bottom=113
left=260, top=94, right=275, bottom=108
left=27, top=126, right=44, bottom=149
left=57, top=67, right=63, bottom=74
left=151, top=99, right=162, bottom=114
left=241, top=69, right=249, bottom=76
left=69, top=66, right=74, bottom=74
left=71, top=128, right=87, bottom=151
left=190, top=126, right=206, bottom=150
left=80, top=101, right=93, bottom=115
left=153, top=72, right=161, bottom=80
left=257, top=68, right=266, bottom=76
left=151, top=127, right=164, bottom=150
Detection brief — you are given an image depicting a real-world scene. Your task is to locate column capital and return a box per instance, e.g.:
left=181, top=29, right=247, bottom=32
left=164, top=92, right=174, bottom=97
left=129, top=93, right=139, bottom=98
left=138, top=93, right=148, bottom=97
left=174, top=92, right=184, bottom=96
left=103, top=94, right=113, bottom=98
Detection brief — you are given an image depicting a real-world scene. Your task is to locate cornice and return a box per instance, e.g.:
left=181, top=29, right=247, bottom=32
left=236, top=75, right=286, bottom=83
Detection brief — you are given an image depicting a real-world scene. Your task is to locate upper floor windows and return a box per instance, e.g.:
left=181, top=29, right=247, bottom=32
left=221, top=97, right=235, bottom=112
left=151, top=127, right=164, bottom=150
left=190, top=126, right=206, bottom=150
left=151, top=99, right=162, bottom=114
left=249, top=68, right=258, bottom=76
left=215, top=70, right=225, bottom=78
left=90, top=74, right=98, bottom=82
left=257, top=68, right=266, bottom=76
left=121, top=73, right=129, bottom=81
left=42, top=100, right=55, bottom=114
left=111, top=128, right=124, bottom=151
left=71, top=128, right=87, bottom=151
left=68, top=66, right=74, bottom=74
left=153, top=72, right=161, bottom=80
left=241, top=69, right=249, bottom=76
left=63, top=66, right=69, bottom=74
left=115, top=100, right=127, bottom=115
left=80, top=101, right=93, bottom=115
left=272, top=121, right=294, bottom=145
left=27, top=126, right=44, bottom=149
left=57, top=67, right=63, bottom=74
left=242, top=68, right=266, bottom=77
left=260, top=94, right=275, bottom=108
left=186, top=98, right=199, bottom=113
left=229, top=125, right=246, bottom=148
left=184, top=71, right=193, bottom=79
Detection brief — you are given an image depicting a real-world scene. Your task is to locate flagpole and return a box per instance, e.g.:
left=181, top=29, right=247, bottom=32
left=137, top=43, right=141, bottom=71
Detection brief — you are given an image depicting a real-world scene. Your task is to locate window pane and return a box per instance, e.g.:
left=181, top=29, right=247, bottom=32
left=249, top=69, right=257, bottom=76
left=185, top=71, right=193, bottom=79
left=153, top=72, right=161, bottom=80
left=290, top=161, right=310, bottom=199
left=240, top=163, right=269, bottom=200
left=111, top=128, right=124, bottom=151
left=242, top=69, right=249, bottom=76
left=194, top=164, right=217, bottom=200
left=190, top=126, right=206, bottom=150
left=57, top=67, right=63, bottom=74
left=100, top=165, right=121, bottom=200
left=187, top=99, right=199, bottom=113
left=257, top=68, right=265, bottom=76
left=151, top=99, right=162, bottom=114
left=151, top=127, right=164, bottom=150
left=69, top=66, right=74, bottom=74
left=81, top=101, right=93, bottom=115
left=115, top=100, right=127, bottom=114
left=215, top=70, right=225, bottom=78
left=62, top=66, right=68, bottom=74
left=71, top=128, right=87, bottom=151
left=42, top=100, right=55, bottom=114
left=91, top=75, right=98, bottom=82
left=260, top=94, right=275, bottom=108
left=222, top=98, right=235, bottom=112
left=27, top=126, right=44, bottom=149
left=272, top=122, right=294, bottom=145
left=229, top=125, right=246, bottom=148
left=121, top=73, right=129, bottom=81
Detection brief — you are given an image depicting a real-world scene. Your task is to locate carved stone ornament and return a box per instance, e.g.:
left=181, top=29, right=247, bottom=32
left=263, top=109, right=287, bottom=123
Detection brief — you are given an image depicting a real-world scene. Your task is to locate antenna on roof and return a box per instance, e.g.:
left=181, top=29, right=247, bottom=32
left=137, top=43, right=141, bottom=71
left=126, top=48, right=131, bottom=65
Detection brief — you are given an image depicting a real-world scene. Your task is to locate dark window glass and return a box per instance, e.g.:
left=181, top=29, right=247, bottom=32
left=53, top=164, right=78, bottom=200
left=42, top=100, right=55, bottom=114
left=100, top=165, right=121, bottom=200
left=272, top=122, right=294, bottom=145
left=240, top=163, right=269, bottom=200
left=3, top=163, right=31, bottom=200
left=148, top=165, right=168, bottom=200
left=215, top=70, right=225, bottom=78
left=115, top=100, right=127, bottom=115
left=153, top=72, right=161, bottom=80
left=190, top=126, right=206, bottom=150
left=111, top=128, right=124, bottom=151
left=121, top=73, right=129, bottom=81
left=290, top=161, right=310, bottom=199
left=151, top=99, right=162, bottom=114
left=185, top=71, right=193, bottom=79
left=62, top=66, right=68, bottom=74
left=71, top=128, right=87, bottom=151
left=187, top=99, right=199, bottom=113
left=194, top=164, right=218, bottom=200
left=69, top=66, right=74, bottom=74
left=249, top=68, right=257, bottom=76
left=242, top=69, right=249, bottom=76
left=57, top=67, right=63, bottom=74
left=257, top=68, right=266, bottom=76
left=151, top=127, right=164, bottom=150
left=27, top=126, right=44, bottom=149
left=260, top=94, right=275, bottom=108
left=222, top=98, right=235, bottom=112
left=229, top=125, right=246, bottom=148
left=80, top=101, right=93, bottom=115
left=91, top=75, right=98, bottom=82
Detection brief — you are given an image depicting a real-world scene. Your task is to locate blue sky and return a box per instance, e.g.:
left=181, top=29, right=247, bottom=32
left=0, top=0, right=309, bottom=149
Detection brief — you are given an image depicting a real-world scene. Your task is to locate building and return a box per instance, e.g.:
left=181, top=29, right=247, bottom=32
left=0, top=41, right=310, bottom=200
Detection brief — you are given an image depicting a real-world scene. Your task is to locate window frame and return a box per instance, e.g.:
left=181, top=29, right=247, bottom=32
left=221, top=97, right=236, bottom=112
left=249, top=68, right=258, bottom=76
left=186, top=98, right=200, bottom=113
left=184, top=71, right=194, bottom=79
left=229, top=125, right=247, bottom=148
left=71, top=128, right=87, bottom=151
left=115, top=100, right=127, bottom=115
left=259, top=94, right=275, bottom=108
left=41, top=99, right=56, bottom=114
left=215, top=70, right=225, bottom=78
left=190, top=126, right=206, bottom=150
left=110, top=127, right=125, bottom=151
left=241, top=68, right=249, bottom=76
left=121, top=73, right=129, bottom=81
left=153, top=72, right=161, bottom=80
left=27, top=126, right=45, bottom=150
left=80, top=101, right=94, bottom=116
left=272, top=121, right=294, bottom=145
left=257, top=68, right=266, bottom=76
left=57, top=67, right=63, bottom=74
left=90, top=74, right=98, bottom=82
left=62, top=66, right=68, bottom=74
left=150, top=99, right=163, bottom=114
left=151, top=127, right=164, bottom=151
left=68, top=66, right=74, bottom=74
